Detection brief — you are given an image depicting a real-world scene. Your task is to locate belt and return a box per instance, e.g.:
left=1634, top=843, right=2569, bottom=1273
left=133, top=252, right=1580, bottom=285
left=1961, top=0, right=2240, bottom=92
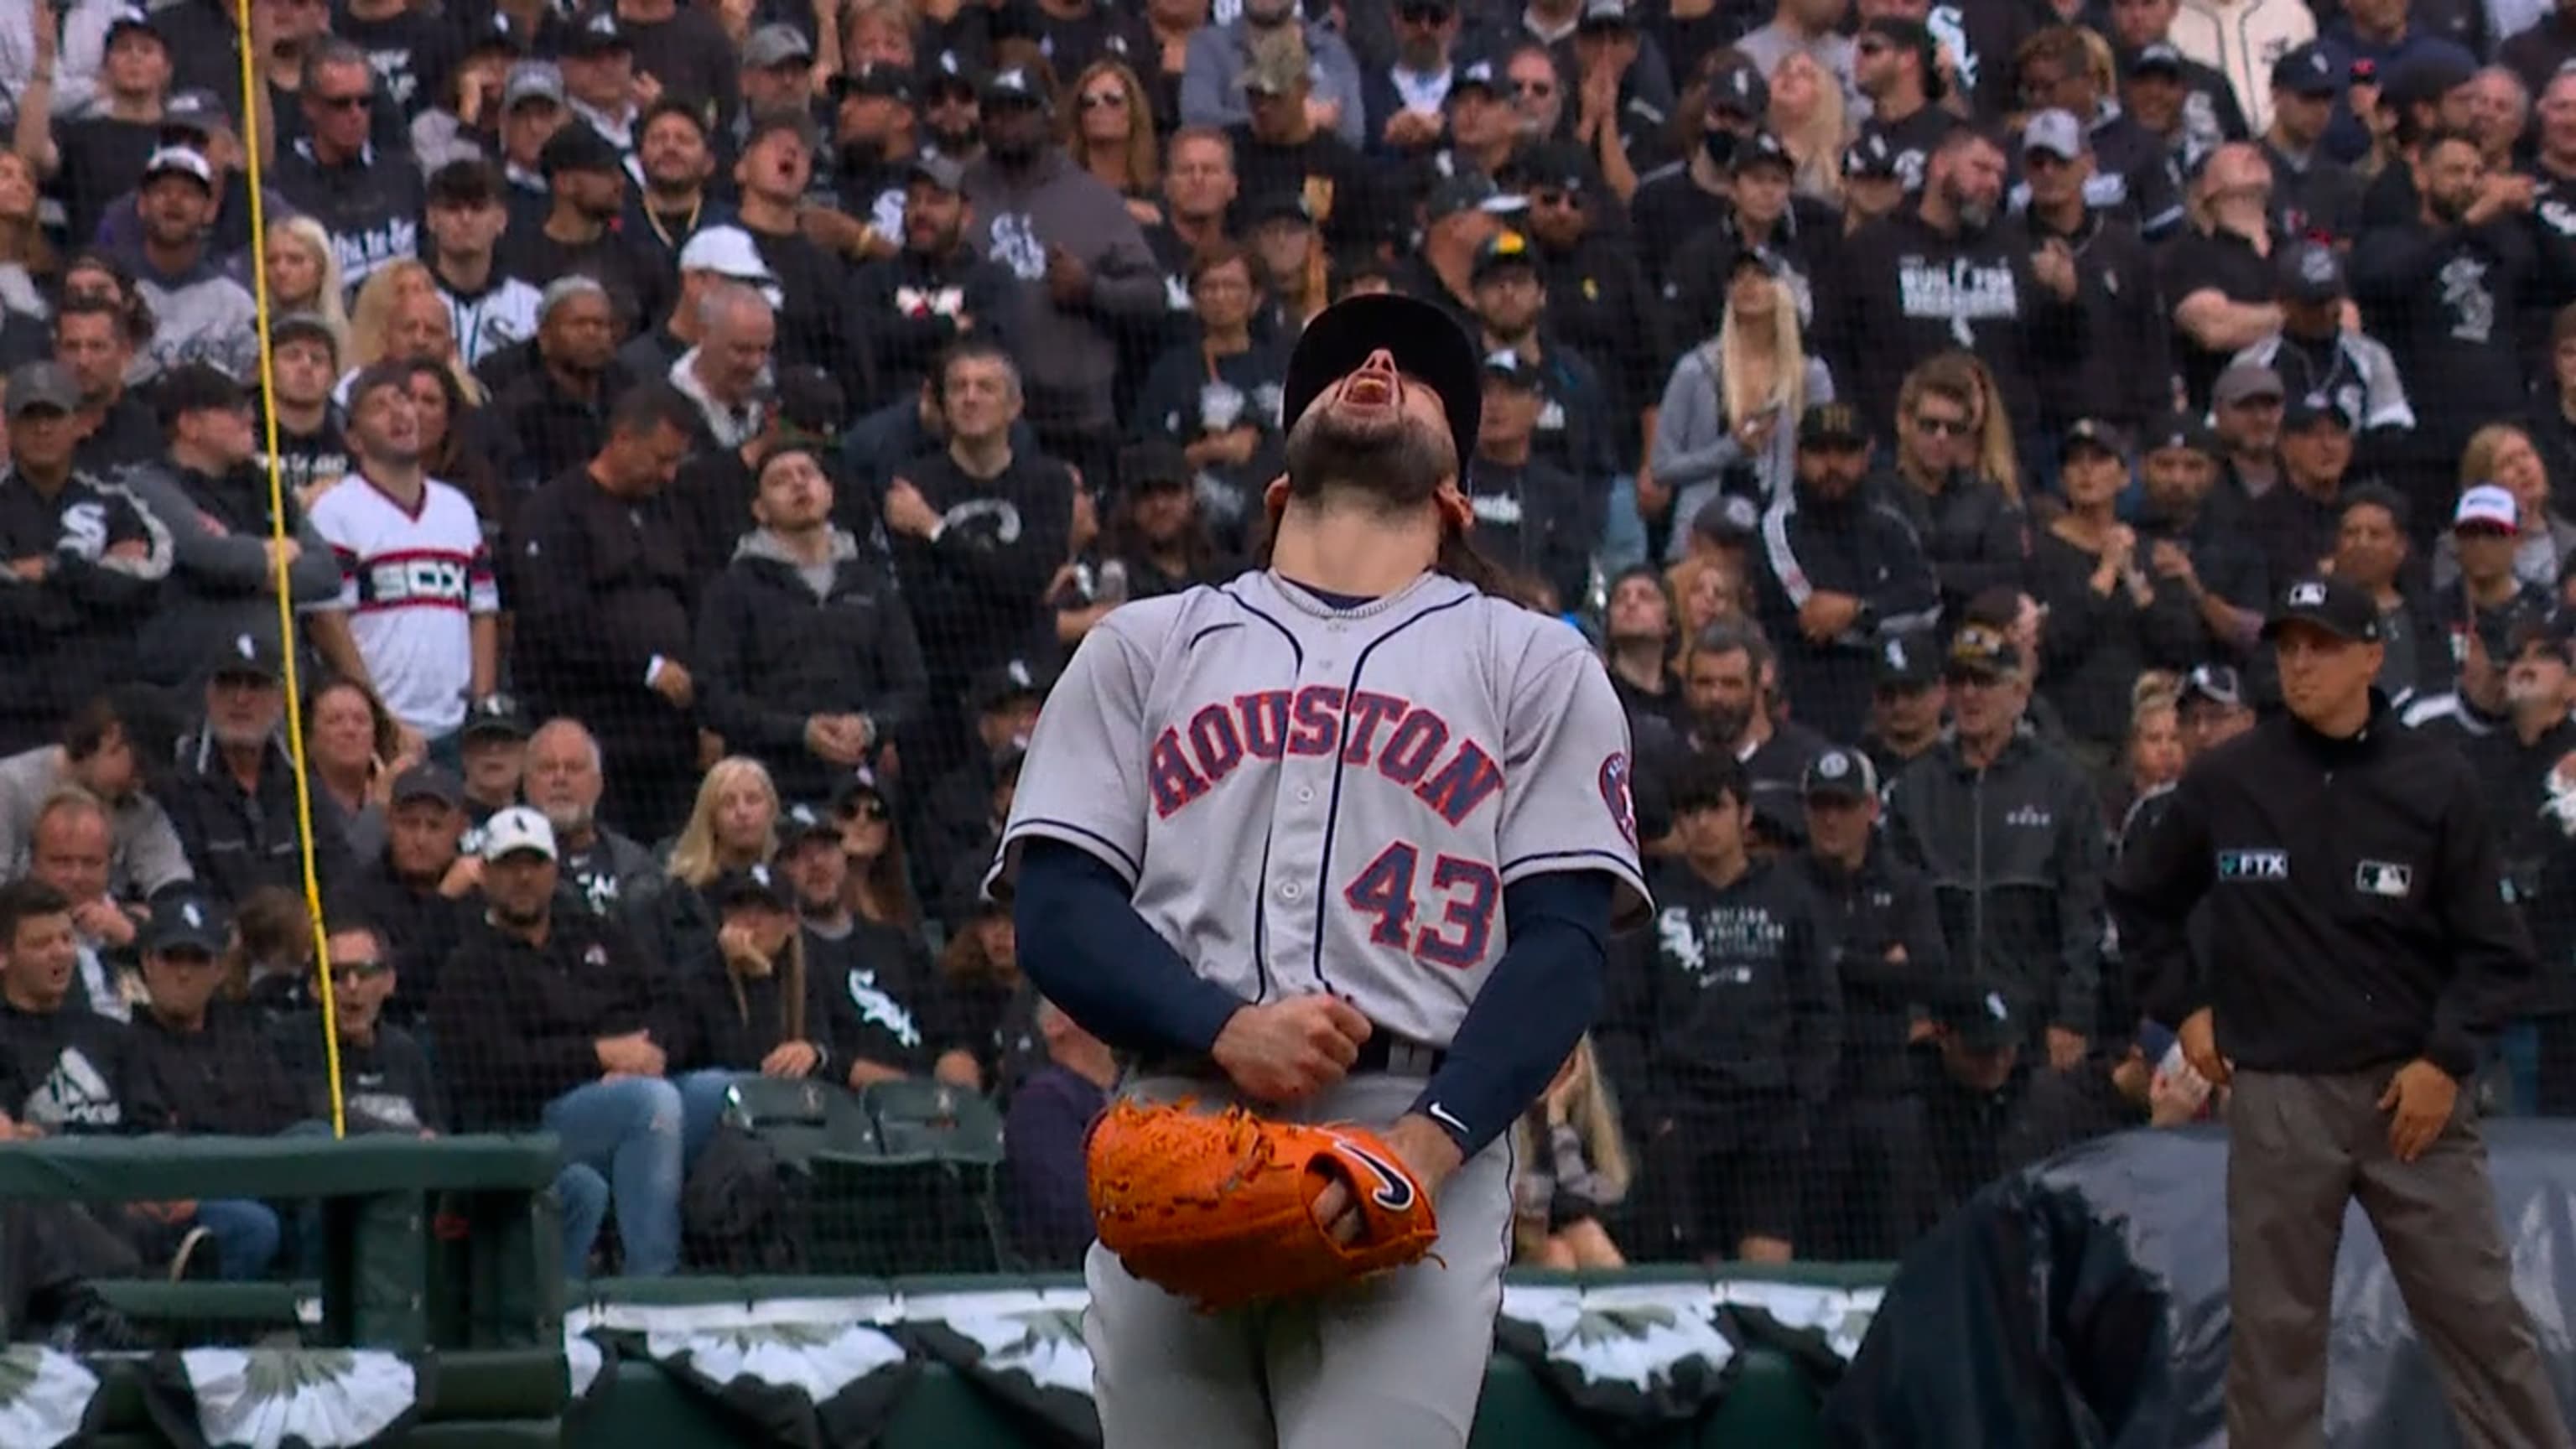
left=1133, top=1029, right=1447, bottom=1080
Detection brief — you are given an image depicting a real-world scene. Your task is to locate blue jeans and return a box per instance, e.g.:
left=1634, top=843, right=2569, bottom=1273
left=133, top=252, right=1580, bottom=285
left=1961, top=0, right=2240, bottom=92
left=1599, top=474, right=1649, bottom=575
left=556, top=1164, right=609, bottom=1280
left=194, top=1198, right=281, bottom=1280
left=540, top=1072, right=735, bottom=1276
left=675, top=1069, right=740, bottom=1165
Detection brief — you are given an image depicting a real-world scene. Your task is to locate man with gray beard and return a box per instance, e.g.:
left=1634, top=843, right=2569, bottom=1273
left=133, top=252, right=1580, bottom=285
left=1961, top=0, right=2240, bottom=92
left=1813, top=125, right=2081, bottom=454
left=160, top=633, right=351, bottom=911
left=519, top=719, right=665, bottom=927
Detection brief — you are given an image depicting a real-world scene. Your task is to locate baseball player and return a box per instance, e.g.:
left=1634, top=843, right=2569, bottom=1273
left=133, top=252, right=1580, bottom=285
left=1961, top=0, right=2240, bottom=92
left=985, top=292, right=1650, bottom=1448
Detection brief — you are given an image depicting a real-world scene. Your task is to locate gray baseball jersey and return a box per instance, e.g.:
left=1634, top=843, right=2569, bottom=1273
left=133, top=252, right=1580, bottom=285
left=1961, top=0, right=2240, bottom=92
left=987, top=569, right=1649, bottom=1046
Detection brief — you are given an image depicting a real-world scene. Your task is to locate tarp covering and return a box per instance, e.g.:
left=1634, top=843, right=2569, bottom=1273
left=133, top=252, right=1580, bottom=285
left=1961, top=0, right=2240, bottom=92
left=1820, top=1121, right=2576, bottom=1447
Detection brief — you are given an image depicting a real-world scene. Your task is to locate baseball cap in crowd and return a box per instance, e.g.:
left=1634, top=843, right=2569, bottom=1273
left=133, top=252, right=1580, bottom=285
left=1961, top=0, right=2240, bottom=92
left=836, top=61, right=917, bottom=107
left=142, top=146, right=213, bottom=190
left=741, top=23, right=813, bottom=70
left=2022, top=107, right=2084, bottom=161
left=2059, top=418, right=2127, bottom=464
left=1243, top=29, right=1312, bottom=96
left=4, top=360, right=79, bottom=420
left=104, top=7, right=162, bottom=49
left=469, top=11, right=533, bottom=57
left=834, top=766, right=891, bottom=816
left=155, top=362, right=247, bottom=431
left=710, top=863, right=794, bottom=911
left=145, top=893, right=228, bottom=958
left=782, top=802, right=841, bottom=844
left=2262, top=575, right=2383, bottom=643
left=2277, top=239, right=2346, bottom=304
left=564, top=8, right=630, bottom=55
left=1577, top=0, right=1633, bottom=32
left=391, top=764, right=465, bottom=812
left=1284, top=292, right=1485, bottom=479
left=1877, top=631, right=1942, bottom=691
left=1706, top=55, right=1770, bottom=117
left=2179, top=662, right=2246, bottom=711
left=2272, top=42, right=2339, bottom=96
left=970, top=657, right=1050, bottom=715
left=1690, top=492, right=1763, bottom=548
left=1482, top=348, right=1542, bottom=391
left=540, top=122, right=623, bottom=179
left=1732, top=130, right=1795, bottom=174
left=1935, top=982, right=2023, bottom=1052
left=1514, top=140, right=1590, bottom=195
left=984, top=65, right=1048, bottom=108
left=1244, top=190, right=1315, bottom=228
left=2141, top=411, right=2219, bottom=459
left=1426, top=170, right=1522, bottom=225
left=906, top=151, right=965, bottom=194
left=2509, top=610, right=2576, bottom=657
left=1797, top=401, right=1867, bottom=450
left=503, top=61, right=566, bottom=112
left=677, top=225, right=785, bottom=308
left=920, top=49, right=981, bottom=98
left=2129, top=42, right=2184, bottom=78
left=1945, top=622, right=2025, bottom=679
left=2385, top=52, right=2476, bottom=112
left=2210, top=362, right=2284, bottom=409
left=1472, top=229, right=1540, bottom=283
left=1118, top=439, right=1192, bottom=492
left=1802, top=746, right=1879, bottom=801
left=2281, top=390, right=2354, bottom=432
left=1451, top=58, right=1502, bottom=99
left=1843, top=131, right=1899, bottom=181
left=481, top=806, right=559, bottom=863
left=2135, top=1017, right=2179, bottom=1066
left=2454, top=482, right=2519, bottom=533
left=208, top=630, right=282, bottom=684
left=460, top=693, right=528, bottom=741
left=160, top=90, right=232, bottom=143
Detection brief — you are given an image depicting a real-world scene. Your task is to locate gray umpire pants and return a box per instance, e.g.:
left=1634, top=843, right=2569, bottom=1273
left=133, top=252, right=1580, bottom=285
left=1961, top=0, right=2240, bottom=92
left=2225, top=1067, right=2570, bottom=1448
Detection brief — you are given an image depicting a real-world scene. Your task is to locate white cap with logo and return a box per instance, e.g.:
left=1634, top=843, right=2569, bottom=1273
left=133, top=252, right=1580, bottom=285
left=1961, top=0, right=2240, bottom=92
left=481, top=806, right=559, bottom=863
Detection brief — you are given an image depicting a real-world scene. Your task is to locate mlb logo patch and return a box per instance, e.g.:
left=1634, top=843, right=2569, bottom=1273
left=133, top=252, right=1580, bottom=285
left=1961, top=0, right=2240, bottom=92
left=2355, top=861, right=2412, bottom=899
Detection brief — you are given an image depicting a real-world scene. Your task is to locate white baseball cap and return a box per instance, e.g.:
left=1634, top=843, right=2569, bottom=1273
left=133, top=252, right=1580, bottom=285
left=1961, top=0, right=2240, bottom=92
left=2454, top=483, right=2518, bottom=533
left=481, top=806, right=558, bottom=863
left=677, top=226, right=784, bottom=309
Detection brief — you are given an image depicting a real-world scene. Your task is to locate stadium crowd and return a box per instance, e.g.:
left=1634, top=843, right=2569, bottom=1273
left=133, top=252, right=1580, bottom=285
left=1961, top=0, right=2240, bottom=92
left=0, top=0, right=2569, bottom=1288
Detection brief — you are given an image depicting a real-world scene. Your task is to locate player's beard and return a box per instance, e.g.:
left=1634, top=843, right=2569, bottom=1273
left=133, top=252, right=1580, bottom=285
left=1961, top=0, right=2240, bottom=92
left=1280, top=395, right=1457, bottom=512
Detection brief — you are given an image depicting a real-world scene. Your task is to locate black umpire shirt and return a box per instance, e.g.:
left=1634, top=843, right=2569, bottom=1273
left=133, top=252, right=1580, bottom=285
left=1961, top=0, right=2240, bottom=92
left=2109, top=692, right=2537, bottom=1078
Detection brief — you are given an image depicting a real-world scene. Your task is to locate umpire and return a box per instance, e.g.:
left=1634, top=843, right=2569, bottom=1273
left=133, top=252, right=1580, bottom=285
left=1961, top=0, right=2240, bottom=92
left=2109, top=576, right=2568, bottom=1448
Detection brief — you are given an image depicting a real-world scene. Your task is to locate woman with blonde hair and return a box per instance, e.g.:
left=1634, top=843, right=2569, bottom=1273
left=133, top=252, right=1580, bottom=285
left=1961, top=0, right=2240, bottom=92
left=1766, top=51, right=1846, bottom=206
left=1511, top=1037, right=1631, bottom=1269
left=2433, top=423, right=2576, bottom=592
left=0, top=152, right=56, bottom=322
left=343, top=261, right=437, bottom=372
left=1651, top=253, right=1835, bottom=553
left=1061, top=60, right=1164, bottom=227
left=2107, top=671, right=2185, bottom=825
left=1665, top=552, right=1747, bottom=639
left=839, top=0, right=917, bottom=74
left=647, top=757, right=786, bottom=999
left=266, top=218, right=351, bottom=356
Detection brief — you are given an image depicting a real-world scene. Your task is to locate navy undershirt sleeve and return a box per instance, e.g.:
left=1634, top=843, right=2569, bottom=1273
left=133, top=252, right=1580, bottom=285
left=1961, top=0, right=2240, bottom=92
left=1015, top=839, right=1246, bottom=1057
left=1409, top=871, right=1615, bottom=1161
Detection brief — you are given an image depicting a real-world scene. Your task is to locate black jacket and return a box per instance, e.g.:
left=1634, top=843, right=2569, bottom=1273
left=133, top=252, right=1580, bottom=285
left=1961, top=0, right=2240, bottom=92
left=2458, top=715, right=2576, bottom=1016
left=433, top=908, right=671, bottom=1129
left=1749, top=480, right=1944, bottom=746
left=0, top=467, right=170, bottom=755
left=1998, top=1055, right=2145, bottom=1175
left=2028, top=529, right=2200, bottom=750
left=2012, top=208, right=2171, bottom=436
left=126, top=1004, right=304, bottom=1136
left=496, top=364, right=635, bottom=496
left=1907, top=1037, right=2030, bottom=1216
left=163, top=730, right=351, bottom=910
left=1793, top=844, right=1951, bottom=1099
left=273, top=1015, right=448, bottom=1135
left=886, top=449, right=1076, bottom=683
left=672, top=933, right=862, bottom=1078
left=329, top=855, right=473, bottom=1023
left=507, top=469, right=699, bottom=763
left=695, top=528, right=931, bottom=805
left=1868, top=465, right=2029, bottom=615
left=1599, top=858, right=1841, bottom=1134
left=851, top=246, right=1023, bottom=405
left=2109, top=695, right=2536, bottom=1078
left=1885, top=726, right=2110, bottom=1037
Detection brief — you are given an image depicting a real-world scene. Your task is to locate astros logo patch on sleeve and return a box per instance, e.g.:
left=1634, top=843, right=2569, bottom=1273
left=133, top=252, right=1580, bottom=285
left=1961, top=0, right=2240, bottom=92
left=1599, top=752, right=1637, bottom=847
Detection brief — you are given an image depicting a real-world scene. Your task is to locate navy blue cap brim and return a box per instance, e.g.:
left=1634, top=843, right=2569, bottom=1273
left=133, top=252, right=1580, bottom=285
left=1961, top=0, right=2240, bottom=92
left=1281, top=293, right=1482, bottom=477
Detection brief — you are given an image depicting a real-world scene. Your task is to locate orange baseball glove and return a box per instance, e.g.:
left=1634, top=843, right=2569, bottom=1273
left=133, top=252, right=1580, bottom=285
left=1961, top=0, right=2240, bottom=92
left=1086, top=1099, right=1441, bottom=1312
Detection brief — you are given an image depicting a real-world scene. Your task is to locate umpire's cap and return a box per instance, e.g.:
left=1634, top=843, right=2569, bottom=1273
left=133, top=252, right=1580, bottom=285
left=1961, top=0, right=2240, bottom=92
left=2263, top=575, right=2381, bottom=644
left=1282, top=293, right=1482, bottom=476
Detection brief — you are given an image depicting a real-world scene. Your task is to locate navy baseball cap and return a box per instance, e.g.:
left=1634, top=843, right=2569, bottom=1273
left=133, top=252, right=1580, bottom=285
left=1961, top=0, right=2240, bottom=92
left=2142, top=411, right=2220, bottom=459
left=709, top=863, right=794, bottom=911
left=2272, top=42, right=2339, bottom=96
left=1843, top=131, right=1899, bottom=181
left=2180, top=662, right=2246, bottom=709
left=1282, top=293, right=1483, bottom=477
left=390, top=764, right=465, bottom=810
left=1802, top=746, right=1878, bottom=800
left=1877, top=631, right=1942, bottom=690
left=1935, top=981, right=2023, bottom=1051
left=2277, top=240, right=2347, bottom=304
left=146, top=893, right=228, bottom=957
left=2263, top=576, right=2382, bottom=643
left=782, top=802, right=841, bottom=842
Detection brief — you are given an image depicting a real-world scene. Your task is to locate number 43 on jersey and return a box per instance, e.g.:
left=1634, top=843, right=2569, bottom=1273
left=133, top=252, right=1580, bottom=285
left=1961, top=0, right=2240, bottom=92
left=1343, top=843, right=1499, bottom=969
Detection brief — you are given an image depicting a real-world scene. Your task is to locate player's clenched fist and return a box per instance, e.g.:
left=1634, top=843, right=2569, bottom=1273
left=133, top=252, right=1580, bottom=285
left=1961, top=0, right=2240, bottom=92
left=1210, top=995, right=1373, bottom=1104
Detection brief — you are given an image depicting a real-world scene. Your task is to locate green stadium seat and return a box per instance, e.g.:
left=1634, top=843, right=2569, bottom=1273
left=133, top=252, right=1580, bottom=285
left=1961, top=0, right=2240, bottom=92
left=719, top=1076, right=879, bottom=1171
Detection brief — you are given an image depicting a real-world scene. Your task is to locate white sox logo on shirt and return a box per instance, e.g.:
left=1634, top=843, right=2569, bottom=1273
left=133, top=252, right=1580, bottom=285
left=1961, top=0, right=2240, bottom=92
left=1147, top=689, right=1503, bottom=825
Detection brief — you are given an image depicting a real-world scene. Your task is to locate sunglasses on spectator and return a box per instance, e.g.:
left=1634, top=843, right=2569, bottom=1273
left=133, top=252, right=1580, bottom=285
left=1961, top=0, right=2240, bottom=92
left=1514, top=79, right=1555, bottom=97
left=313, top=91, right=371, bottom=111
left=1909, top=414, right=1973, bottom=437
left=1080, top=90, right=1127, bottom=110
left=841, top=797, right=889, bottom=823
left=330, top=957, right=392, bottom=983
